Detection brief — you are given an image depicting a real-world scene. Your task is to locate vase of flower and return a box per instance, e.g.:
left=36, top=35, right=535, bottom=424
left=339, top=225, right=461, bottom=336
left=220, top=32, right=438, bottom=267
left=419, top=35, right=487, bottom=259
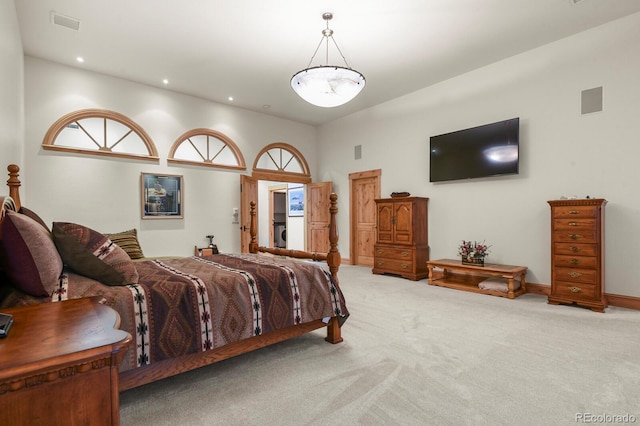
left=462, top=255, right=485, bottom=266
left=458, top=240, right=490, bottom=267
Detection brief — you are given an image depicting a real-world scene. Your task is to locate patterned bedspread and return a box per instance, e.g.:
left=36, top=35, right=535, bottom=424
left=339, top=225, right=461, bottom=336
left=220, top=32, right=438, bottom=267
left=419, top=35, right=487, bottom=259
left=0, top=254, right=348, bottom=372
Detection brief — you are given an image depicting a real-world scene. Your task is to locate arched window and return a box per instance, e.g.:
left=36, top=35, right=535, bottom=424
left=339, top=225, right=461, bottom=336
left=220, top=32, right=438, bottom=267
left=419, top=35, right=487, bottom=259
left=168, top=128, right=246, bottom=170
left=42, top=109, right=159, bottom=161
left=252, top=143, right=311, bottom=183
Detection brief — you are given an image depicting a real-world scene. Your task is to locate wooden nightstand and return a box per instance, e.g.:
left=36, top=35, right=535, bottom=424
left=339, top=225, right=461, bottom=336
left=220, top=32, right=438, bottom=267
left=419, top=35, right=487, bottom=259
left=0, top=297, right=132, bottom=426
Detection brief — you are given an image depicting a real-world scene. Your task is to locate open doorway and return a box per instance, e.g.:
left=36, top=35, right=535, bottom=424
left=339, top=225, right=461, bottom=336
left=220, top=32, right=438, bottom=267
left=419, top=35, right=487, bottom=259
left=239, top=143, right=332, bottom=254
left=271, top=187, right=287, bottom=248
left=241, top=179, right=332, bottom=253
left=261, top=181, right=304, bottom=251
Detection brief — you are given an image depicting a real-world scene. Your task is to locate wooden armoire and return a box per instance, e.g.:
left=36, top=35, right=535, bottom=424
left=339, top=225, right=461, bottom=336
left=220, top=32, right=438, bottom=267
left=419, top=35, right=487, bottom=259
left=373, top=197, right=429, bottom=280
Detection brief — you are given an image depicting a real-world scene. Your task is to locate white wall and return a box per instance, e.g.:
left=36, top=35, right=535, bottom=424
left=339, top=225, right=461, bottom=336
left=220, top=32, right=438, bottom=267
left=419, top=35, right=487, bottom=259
left=23, top=57, right=317, bottom=257
left=0, top=2, right=24, bottom=167
left=318, top=13, right=640, bottom=296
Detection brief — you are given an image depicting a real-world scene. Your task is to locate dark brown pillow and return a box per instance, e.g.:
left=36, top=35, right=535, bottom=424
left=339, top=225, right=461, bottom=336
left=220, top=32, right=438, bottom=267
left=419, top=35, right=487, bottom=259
left=105, top=229, right=145, bottom=259
left=52, top=222, right=138, bottom=286
left=18, top=206, right=50, bottom=232
left=1, top=210, right=63, bottom=296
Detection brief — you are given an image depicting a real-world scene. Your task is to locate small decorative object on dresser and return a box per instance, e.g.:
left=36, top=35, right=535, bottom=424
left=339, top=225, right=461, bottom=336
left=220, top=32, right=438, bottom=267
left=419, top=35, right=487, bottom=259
left=390, top=191, right=411, bottom=198
left=195, top=235, right=219, bottom=256
left=458, top=240, right=490, bottom=266
left=547, top=198, right=607, bottom=312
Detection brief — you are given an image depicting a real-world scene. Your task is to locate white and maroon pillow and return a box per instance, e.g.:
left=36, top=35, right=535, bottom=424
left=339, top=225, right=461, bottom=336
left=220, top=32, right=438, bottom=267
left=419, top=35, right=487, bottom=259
left=1, top=210, right=63, bottom=296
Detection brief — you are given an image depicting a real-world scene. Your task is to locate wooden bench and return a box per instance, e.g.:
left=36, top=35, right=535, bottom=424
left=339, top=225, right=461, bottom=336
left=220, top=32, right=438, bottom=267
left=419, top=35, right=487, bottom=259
left=427, top=259, right=527, bottom=299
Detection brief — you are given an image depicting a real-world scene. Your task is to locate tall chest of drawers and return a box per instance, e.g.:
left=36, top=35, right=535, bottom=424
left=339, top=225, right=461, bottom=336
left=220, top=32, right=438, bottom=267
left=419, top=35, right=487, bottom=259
left=547, top=199, right=606, bottom=312
left=373, top=197, right=429, bottom=281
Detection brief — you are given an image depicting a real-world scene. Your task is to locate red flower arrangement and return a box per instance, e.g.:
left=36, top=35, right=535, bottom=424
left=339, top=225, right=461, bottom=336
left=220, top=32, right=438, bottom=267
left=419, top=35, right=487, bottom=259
left=458, top=240, right=490, bottom=259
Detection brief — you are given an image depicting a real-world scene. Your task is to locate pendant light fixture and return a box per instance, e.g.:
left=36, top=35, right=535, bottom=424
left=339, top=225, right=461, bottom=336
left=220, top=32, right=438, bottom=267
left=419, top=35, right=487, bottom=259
left=291, top=12, right=366, bottom=108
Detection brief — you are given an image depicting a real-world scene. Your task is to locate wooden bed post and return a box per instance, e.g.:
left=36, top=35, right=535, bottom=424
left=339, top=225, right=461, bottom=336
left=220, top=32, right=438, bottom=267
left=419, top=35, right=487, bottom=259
left=326, top=193, right=340, bottom=281
left=7, top=164, right=21, bottom=211
left=325, top=317, right=343, bottom=344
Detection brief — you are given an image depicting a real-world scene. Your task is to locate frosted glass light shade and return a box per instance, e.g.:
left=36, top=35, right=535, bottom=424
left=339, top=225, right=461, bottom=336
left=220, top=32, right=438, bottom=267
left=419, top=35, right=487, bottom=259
left=291, top=66, right=365, bottom=108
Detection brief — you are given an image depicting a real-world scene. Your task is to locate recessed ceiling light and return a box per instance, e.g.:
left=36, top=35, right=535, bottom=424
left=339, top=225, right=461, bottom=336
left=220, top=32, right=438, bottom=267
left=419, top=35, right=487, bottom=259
left=76, top=57, right=84, bottom=63
left=228, top=96, right=234, bottom=101
left=162, top=79, right=169, bottom=85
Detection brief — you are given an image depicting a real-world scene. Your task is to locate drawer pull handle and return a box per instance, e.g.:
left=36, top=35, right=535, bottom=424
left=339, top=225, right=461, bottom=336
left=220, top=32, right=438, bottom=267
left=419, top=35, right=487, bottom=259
left=568, top=222, right=579, bottom=226
left=569, top=210, right=581, bottom=215
left=570, top=259, right=580, bottom=264
left=401, top=252, right=409, bottom=257
left=568, top=272, right=582, bottom=278
left=570, top=246, right=580, bottom=252
left=401, top=264, right=409, bottom=269
left=568, top=286, right=582, bottom=293
left=376, top=261, right=383, bottom=266
left=568, top=234, right=583, bottom=240
left=376, top=250, right=384, bottom=254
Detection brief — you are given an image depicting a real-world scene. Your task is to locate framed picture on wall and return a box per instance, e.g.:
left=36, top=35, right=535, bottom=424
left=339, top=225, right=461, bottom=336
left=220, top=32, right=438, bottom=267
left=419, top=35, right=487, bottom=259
left=288, top=187, right=304, bottom=217
left=141, top=173, right=183, bottom=219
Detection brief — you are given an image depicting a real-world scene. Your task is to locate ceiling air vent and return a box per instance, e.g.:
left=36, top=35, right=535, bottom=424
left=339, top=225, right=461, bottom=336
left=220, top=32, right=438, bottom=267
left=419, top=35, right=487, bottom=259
left=51, top=11, right=81, bottom=31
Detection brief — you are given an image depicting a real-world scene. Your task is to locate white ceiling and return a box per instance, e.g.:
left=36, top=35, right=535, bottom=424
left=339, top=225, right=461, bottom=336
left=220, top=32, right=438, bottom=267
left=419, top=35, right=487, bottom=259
left=14, top=0, right=640, bottom=126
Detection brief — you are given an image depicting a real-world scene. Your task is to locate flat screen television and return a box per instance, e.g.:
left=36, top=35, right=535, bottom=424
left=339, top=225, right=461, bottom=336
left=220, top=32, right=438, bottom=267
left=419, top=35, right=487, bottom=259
left=429, top=117, right=519, bottom=183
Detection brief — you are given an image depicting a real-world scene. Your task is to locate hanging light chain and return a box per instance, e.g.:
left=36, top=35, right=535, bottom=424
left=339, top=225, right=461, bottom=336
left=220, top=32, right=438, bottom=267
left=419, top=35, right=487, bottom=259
left=302, top=13, right=353, bottom=70
left=328, top=33, right=352, bottom=69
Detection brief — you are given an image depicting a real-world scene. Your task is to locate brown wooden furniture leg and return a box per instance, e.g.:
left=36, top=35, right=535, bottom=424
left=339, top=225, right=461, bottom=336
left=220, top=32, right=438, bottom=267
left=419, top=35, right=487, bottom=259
left=507, top=277, right=515, bottom=299
left=325, top=317, right=343, bottom=344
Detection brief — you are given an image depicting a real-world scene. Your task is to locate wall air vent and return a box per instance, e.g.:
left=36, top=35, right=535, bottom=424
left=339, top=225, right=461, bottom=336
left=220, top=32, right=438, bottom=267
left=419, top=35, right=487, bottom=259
left=51, top=11, right=81, bottom=31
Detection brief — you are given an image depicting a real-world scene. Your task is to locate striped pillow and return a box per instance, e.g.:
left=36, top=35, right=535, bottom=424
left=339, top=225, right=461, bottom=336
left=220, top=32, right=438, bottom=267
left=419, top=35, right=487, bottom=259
left=105, top=229, right=145, bottom=259
left=52, top=222, right=139, bottom=286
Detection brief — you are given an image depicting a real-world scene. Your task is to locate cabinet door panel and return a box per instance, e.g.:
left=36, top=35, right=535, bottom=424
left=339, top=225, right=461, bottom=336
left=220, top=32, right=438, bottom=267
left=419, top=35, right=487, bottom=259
left=376, top=203, right=394, bottom=243
left=393, top=202, right=413, bottom=244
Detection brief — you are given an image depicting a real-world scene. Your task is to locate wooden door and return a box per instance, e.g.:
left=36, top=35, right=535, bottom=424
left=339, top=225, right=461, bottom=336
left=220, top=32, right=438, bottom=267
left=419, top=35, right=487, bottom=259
left=349, top=170, right=380, bottom=266
left=393, top=201, right=414, bottom=244
left=306, top=182, right=332, bottom=254
left=240, top=174, right=258, bottom=253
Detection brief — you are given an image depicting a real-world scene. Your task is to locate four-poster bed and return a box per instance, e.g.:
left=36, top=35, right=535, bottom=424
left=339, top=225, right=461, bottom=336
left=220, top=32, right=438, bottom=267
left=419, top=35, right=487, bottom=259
left=0, top=164, right=348, bottom=391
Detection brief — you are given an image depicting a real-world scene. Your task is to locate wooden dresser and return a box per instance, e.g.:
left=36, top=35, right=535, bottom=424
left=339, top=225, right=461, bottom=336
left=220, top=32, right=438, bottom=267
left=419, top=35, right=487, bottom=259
left=547, top=198, right=607, bottom=312
left=0, top=297, right=132, bottom=425
left=373, top=196, right=429, bottom=280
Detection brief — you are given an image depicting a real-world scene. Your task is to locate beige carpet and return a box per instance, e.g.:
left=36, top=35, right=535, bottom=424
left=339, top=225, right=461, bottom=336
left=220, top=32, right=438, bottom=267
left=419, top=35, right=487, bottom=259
left=120, top=265, right=640, bottom=425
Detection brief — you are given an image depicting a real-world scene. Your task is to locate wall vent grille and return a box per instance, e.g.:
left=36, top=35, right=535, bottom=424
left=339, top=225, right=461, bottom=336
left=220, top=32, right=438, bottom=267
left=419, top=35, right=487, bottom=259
left=51, top=11, right=81, bottom=31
